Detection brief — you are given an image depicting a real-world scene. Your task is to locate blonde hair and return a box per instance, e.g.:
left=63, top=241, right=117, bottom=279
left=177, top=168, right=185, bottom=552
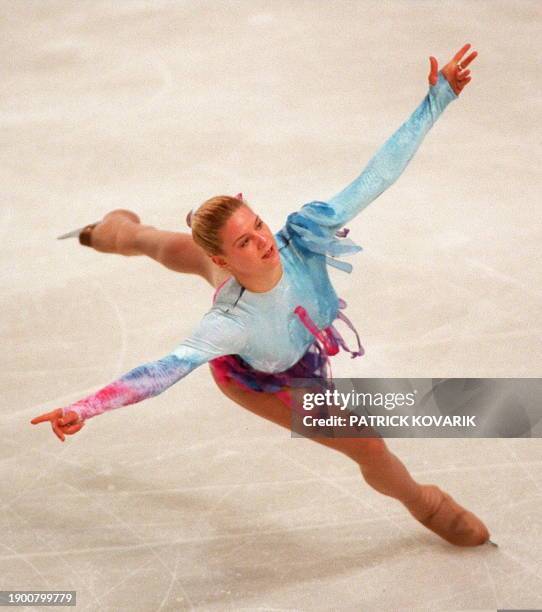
left=187, top=194, right=247, bottom=256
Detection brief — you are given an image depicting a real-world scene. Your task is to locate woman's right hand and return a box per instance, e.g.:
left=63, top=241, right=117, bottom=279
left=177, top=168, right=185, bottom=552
left=30, top=408, right=85, bottom=442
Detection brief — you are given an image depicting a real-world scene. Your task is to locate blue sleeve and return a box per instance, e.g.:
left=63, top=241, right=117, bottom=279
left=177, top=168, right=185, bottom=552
left=288, top=71, right=458, bottom=236
left=61, top=311, right=246, bottom=421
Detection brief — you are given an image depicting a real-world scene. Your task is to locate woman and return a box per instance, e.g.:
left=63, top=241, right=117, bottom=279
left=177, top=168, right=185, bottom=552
left=32, top=45, right=490, bottom=547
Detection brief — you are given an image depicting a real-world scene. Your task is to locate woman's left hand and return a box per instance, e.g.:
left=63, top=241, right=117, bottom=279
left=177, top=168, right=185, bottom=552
left=428, top=43, right=478, bottom=95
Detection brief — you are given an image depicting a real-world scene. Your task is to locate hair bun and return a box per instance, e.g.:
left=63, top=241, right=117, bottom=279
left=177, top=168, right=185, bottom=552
left=186, top=210, right=193, bottom=228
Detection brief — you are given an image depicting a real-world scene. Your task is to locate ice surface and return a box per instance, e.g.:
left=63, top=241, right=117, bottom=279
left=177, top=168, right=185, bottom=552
left=2, top=1, right=541, bottom=610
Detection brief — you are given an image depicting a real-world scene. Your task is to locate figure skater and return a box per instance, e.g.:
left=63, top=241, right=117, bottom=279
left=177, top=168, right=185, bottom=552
left=32, top=45, right=491, bottom=547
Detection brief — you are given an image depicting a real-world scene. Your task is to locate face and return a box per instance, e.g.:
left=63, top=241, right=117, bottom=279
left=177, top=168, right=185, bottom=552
left=211, top=206, right=280, bottom=276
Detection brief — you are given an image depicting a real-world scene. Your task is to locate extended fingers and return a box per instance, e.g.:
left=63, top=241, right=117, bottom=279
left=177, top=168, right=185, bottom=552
left=461, top=51, right=478, bottom=68
left=458, top=50, right=478, bottom=70
left=30, top=409, right=60, bottom=424
left=31, top=407, right=83, bottom=441
left=453, top=43, right=471, bottom=62
left=453, top=44, right=478, bottom=76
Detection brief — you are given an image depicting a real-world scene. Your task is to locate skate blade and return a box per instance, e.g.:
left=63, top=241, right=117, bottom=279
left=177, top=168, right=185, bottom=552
left=487, top=539, right=499, bottom=547
left=57, top=223, right=99, bottom=240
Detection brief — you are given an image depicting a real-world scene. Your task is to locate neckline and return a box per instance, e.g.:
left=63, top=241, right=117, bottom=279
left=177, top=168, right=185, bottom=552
left=242, top=263, right=284, bottom=295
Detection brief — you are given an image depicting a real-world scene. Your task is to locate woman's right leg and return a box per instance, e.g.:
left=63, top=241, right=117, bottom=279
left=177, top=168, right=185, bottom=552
left=82, top=209, right=229, bottom=288
left=209, top=368, right=490, bottom=547
left=83, top=211, right=490, bottom=547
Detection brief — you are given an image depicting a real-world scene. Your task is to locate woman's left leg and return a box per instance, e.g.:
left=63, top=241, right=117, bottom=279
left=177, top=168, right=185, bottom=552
left=79, top=209, right=229, bottom=288
left=209, top=367, right=490, bottom=547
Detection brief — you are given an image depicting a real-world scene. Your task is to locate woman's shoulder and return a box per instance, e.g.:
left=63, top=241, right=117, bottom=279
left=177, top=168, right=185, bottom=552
left=278, top=202, right=362, bottom=273
left=211, top=275, right=246, bottom=314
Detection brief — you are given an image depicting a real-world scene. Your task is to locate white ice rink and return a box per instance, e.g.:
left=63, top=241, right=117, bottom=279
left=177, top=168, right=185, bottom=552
left=2, top=1, right=542, bottom=610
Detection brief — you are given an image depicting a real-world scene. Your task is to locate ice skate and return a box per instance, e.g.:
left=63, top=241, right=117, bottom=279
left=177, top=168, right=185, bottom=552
left=406, top=484, right=490, bottom=547
left=57, top=210, right=141, bottom=249
left=57, top=222, right=99, bottom=246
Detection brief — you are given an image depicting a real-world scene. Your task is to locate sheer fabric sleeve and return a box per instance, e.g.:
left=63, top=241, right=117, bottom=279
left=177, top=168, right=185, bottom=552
left=283, top=71, right=458, bottom=264
left=61, top=311, right=246, bottom=421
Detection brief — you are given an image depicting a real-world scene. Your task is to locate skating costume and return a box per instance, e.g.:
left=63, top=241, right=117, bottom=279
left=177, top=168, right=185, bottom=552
left=61, top=72, right=457, bottom=422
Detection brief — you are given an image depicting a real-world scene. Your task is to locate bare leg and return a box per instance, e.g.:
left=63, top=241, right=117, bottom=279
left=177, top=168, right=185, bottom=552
left=83, top=209, right=229, bottom=288
left=83, top=212, right=490, bottom=547
left=209, top=368, right=490, bottom=547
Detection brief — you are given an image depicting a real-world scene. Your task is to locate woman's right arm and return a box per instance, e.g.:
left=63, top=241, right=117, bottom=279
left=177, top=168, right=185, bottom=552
left=66, top=311, right=245, bottom=422
left=61, top=346, right=208, bottom=422
left=31, top=311, right=245, bottom=431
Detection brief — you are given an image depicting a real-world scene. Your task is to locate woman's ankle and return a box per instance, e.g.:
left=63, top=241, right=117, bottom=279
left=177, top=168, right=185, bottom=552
left=401, top=483, right=426, bottom=510
left=79, top=224, right=98, bottom=247
left=86, top=213, right=142, bottom=255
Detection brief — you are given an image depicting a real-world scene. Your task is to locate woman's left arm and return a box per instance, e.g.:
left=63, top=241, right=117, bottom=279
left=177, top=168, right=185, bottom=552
left=304, top=44, right=477, bottom=231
